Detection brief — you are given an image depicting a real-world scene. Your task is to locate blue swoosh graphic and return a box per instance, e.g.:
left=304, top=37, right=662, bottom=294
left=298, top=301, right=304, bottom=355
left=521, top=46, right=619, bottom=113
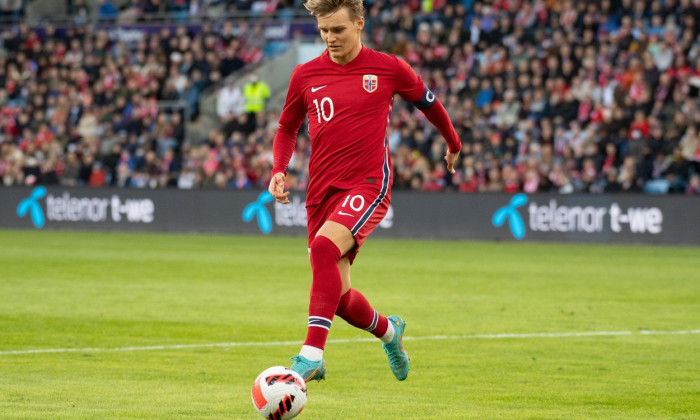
left=492, top=194, right=528, bottom=240
left=242, top=191, right=274, bottom=234
left=17, top=187, right=47, bottom=228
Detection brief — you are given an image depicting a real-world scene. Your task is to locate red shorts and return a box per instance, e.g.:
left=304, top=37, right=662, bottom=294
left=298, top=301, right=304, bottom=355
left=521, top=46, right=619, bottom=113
left=307, top=185, right=391, bottom=264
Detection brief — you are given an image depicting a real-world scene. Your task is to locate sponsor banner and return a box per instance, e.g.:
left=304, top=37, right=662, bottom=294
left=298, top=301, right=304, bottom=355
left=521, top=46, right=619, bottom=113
left=1, top=187, right=698, bottom=245
left=387, top=192, right=698, bottom=245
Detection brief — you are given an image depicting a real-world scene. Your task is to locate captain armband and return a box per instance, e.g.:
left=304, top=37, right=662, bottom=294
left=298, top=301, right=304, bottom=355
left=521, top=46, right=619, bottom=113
left=413, top=87, right=437, bottom=111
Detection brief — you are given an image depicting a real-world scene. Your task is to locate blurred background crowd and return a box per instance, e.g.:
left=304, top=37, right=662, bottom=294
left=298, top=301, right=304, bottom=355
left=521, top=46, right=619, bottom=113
left=2, top=0, right=700, bottom=194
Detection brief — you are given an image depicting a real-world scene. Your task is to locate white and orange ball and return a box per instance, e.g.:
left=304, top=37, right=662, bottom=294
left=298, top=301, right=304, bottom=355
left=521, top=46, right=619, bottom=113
left=251, top=366, right=307, bottom=420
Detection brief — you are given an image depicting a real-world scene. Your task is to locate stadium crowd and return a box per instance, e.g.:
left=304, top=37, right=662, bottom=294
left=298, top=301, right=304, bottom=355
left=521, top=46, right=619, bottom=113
left=72, top=0, right=304, bottom=23
left=2, top=0, right=700, bottom=194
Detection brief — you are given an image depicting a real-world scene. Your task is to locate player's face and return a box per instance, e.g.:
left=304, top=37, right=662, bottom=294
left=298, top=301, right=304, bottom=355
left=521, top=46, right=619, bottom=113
left=317, top=7, right=364, bottom=65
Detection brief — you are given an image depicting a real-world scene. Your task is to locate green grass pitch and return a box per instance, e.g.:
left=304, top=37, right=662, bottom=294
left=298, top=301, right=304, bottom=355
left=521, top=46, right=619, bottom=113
left=0, top=230, right=698, bottom=419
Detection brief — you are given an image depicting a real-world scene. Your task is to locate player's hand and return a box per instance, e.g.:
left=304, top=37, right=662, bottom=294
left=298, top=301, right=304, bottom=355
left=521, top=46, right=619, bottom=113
left=268, top=172, right=290, bottom=204
left=444, top=150, right=460, bottom=174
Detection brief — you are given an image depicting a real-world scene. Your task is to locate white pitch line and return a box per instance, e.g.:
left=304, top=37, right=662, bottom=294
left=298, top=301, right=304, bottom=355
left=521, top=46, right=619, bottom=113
left=1, top=329, right=698, bottom=356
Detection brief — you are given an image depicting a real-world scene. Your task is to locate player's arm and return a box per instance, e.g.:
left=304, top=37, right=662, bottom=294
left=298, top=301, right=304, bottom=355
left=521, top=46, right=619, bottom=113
left=270, top=67, right=306, bottom=204
left=413, top=88, right=462, bottom=173
left=394, top=58, right=462, bottom=173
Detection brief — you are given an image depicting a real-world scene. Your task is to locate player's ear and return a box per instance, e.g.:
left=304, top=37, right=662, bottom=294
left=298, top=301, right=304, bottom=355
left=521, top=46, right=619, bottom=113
left=356, top=16, right=365, bottom=31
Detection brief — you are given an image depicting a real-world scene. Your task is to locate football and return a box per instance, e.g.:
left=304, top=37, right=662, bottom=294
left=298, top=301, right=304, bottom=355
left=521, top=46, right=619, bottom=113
left=251, top=366, right=307, bottom=420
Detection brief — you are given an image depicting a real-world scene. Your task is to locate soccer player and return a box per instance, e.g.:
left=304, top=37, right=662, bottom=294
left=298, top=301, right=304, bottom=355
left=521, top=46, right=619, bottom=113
left=268, top=0, right=462, bottom=382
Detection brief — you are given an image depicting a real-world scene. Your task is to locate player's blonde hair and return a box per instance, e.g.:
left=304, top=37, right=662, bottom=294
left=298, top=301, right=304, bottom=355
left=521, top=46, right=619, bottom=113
left=304, top=0, right=364, bottom=21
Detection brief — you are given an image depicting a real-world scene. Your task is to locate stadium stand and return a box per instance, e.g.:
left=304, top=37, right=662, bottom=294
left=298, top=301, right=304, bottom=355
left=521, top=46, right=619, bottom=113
left=1, top=0, right=699, bottom=194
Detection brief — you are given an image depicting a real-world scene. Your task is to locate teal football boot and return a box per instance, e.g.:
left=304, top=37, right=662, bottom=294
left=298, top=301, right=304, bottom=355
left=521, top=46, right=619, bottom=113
left=383, top=315, right=410, bottom=381
left=290, top=355, right=326, bottom=382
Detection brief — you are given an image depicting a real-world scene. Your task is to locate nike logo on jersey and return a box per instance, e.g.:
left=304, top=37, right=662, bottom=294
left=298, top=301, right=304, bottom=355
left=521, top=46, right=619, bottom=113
left=311, top=85, right=327, bottom=93
left=338, top=211, right=354, bottom=217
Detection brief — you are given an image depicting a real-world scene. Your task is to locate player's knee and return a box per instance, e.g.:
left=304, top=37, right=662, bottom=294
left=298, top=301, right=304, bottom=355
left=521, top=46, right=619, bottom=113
left=310, top=235, right=342, bottom=263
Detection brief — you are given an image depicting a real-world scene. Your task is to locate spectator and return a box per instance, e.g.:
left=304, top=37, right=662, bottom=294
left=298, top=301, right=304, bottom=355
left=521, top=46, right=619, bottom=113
left=494, top=89, right=520, bottom=129
left=68, top=0, right=90, bottom=24
left=220, top=40, right=245, bottom=77
left=97, top=0, right=119, bottom=21
left=169, top=0, right=190, bottom=21
left=118, top=0, right=144, bottom=23
left=88, top=162, right=107, bottom=187
left=217, top=80, right=244, bottom=123
left=242, top=72, right=270, bottom=129
left=0, top=0, right=23, bottom=21
left=680, top=125, right=699, bottom=162
left=687, top=174, right=700, bottom=195
left=664, top=147, right=691, bottom=193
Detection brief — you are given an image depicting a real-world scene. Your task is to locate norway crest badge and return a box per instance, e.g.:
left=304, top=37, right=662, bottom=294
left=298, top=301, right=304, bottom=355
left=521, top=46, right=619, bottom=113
left=363, top=75, right=378, bottom=93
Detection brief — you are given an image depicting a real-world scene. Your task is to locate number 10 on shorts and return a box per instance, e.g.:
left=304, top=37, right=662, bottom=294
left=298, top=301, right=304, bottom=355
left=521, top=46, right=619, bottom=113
left=342, top=195, right=366, bottom=213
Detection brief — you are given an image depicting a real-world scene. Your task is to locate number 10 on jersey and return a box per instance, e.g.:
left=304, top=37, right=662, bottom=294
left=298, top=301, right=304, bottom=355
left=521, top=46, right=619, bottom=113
left=313, top=97, right=334, bottom=123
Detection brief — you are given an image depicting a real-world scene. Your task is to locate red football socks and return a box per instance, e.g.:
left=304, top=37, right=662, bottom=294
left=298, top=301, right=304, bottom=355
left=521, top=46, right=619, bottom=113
left=336, top=288, right=389, bottom=339
left=304, top=235, right=343, bottom=350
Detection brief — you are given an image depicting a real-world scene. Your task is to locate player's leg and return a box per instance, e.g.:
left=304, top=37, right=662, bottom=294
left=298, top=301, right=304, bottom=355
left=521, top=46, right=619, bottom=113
left=339, top=256, right=351, bottom=294
left=293, top=185, right=408, bottom=381
left=291, top=220, right=354, bottom=382
left=336, top=257, right=392, bottom=342
left=327, top=186, right=408, bottom=380
left=336, top=257, right=409, bottom=381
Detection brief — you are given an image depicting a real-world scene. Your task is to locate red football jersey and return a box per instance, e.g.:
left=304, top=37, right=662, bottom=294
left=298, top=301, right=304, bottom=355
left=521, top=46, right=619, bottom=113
left=273, top=46, right=430, bottom=206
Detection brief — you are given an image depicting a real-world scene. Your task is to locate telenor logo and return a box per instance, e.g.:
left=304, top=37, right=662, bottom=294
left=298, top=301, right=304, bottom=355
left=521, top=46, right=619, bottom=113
left=492, top=193, right=528, bottom=240
left=243, top=191, right=274, bottom=234
left=17, top=187, right=47, bottom=228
